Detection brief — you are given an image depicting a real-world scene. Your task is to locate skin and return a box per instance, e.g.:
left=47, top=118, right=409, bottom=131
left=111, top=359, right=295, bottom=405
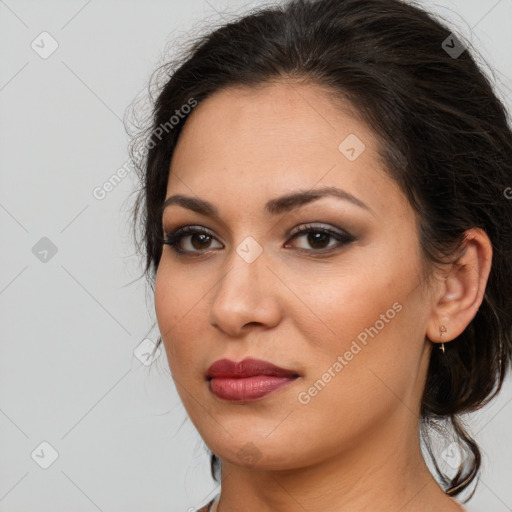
left=154, top=81, right=492, bottom=512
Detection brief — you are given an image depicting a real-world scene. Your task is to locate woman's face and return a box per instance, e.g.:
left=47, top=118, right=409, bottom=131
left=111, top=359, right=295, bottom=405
left=155, top=81, right=436, bottom=470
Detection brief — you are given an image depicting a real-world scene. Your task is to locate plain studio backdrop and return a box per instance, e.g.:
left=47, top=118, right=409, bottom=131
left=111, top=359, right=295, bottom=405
left=0, top=1, right=511, bottom=511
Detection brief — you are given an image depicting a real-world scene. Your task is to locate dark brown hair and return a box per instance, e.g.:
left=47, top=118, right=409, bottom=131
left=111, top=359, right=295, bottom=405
left=128, top=0, right=512, bottom=500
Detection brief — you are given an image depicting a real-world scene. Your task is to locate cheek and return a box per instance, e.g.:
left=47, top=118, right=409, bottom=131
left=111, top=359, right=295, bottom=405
left=154, top=266, right=175, bottom=331
left=284, top=297, right=417, bottom=462
left=154, top=266, right=177, bottom=344
left=155, top=265, right=190, bottom=368
left=154, top=260, right=200, bottom=330
left=154, top=262, right=212, bottom=378
left=294, top=264, right=398, bottom=351
left=292, top=255, right=421, bottom=400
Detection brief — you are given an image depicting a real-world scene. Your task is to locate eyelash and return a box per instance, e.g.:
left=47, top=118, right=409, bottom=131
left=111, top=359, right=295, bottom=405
left=161, top=223, right=355, bottom=256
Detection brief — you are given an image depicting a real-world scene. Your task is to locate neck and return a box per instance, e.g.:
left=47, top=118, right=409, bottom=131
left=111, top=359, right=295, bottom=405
left=211, top=413, right=463, bottom=512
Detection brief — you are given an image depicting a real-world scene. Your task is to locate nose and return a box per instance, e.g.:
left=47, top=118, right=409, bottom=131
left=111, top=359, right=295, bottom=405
left=207, top=245, right=283, bottom=337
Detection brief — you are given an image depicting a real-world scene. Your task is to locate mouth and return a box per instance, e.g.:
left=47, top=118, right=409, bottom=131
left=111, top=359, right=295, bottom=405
left=206, top=357, right=300, bottom=402
left=208, top=375, right=299, bottom=402
left=206, top=357, right=299, bottom=379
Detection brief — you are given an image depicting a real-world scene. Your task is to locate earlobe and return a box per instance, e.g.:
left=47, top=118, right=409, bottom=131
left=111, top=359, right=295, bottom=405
left=426, top=227, right=493, bottom=348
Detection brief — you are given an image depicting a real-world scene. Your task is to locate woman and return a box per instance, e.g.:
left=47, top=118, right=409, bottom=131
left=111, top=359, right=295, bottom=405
left=129, top=0, right=512, bottom=510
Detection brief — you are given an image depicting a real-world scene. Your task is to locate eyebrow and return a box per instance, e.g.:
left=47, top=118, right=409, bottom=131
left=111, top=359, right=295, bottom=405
left=160, top=186, right=374, bottom=218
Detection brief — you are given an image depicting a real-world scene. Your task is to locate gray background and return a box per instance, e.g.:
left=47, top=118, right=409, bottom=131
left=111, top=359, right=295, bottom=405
left=0, top=1, right=511, bottom=511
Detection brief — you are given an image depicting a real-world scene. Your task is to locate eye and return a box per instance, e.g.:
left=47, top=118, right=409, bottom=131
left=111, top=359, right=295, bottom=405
left=284, top=223, right=355, bottom=252
left=161, top=226, right=222, bottom=255
left=161, top=223, right=355, bottom=256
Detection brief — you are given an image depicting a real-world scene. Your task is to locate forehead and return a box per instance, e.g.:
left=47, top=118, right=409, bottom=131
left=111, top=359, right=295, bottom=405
left=166, top=81, right=407, bottom=219
left=172, top=80, right=376, bottom=163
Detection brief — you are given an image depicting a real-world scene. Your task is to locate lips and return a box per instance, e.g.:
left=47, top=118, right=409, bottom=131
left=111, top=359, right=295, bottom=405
left=206, top=358, right=300, bottom=402
left=206, top=357, right=299, bottom=379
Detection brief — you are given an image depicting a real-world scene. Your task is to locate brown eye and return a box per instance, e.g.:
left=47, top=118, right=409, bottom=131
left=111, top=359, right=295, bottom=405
left=162, top=226, right=223, bottom=255
left=189, top=233, right=214, bottom=250
left=286, top=224, right=355, bottom=252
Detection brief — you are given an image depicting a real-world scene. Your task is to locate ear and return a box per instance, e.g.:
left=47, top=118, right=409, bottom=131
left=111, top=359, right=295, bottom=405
left=425, top=227, right=493, bottom=346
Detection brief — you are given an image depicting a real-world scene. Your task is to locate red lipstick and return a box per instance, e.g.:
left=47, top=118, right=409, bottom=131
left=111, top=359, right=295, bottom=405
left=206, top=358, right=299, bottom=402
